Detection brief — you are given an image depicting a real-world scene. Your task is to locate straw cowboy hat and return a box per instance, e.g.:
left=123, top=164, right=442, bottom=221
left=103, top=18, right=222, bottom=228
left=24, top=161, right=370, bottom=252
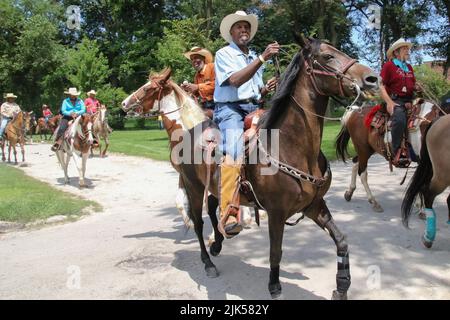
left=220, top=10, right=258, bottom=44
left=87, top=90, right=97, bottom=96
left=387, top=38, right=413, bottom=60
left=5, top=93, right=17, bottom=99
left=183, top=47, right=213, bottom=64
left=64, top=87, right=81, bottom=96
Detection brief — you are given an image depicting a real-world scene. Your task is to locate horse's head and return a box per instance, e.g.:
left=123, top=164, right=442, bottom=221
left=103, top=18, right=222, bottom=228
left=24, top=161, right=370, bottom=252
left=79, top=114, right=94, bottom=145
left=296, top=35, right=379, bottom=98
left=99, top=104, right=108, bottom=123
left=121, top=68, right=174, bottom=114
left=23, top=111, right=33, bottom=132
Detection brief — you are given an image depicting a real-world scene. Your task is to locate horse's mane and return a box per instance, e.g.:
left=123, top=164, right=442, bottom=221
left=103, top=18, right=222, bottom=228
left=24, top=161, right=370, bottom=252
left=71, top=115, right=84, bottom=138
left=259, top=39, right=320, bottom=129
left=168, top=80, right=208, bottom=122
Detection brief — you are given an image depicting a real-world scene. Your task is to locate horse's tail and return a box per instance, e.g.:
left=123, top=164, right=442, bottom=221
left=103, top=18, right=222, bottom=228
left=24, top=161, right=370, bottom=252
left=335, top=124, right=351, bottom=163
left=401, top=121, right=434, bottom=227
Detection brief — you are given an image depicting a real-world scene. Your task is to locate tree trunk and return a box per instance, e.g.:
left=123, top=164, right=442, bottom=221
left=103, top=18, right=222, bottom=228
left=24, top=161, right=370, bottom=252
left=205, top=0, right=212, bottom=32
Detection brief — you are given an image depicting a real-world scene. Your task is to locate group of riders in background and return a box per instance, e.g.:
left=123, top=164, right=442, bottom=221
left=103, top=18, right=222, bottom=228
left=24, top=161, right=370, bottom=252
left=0, top=88, right=112, bottom=153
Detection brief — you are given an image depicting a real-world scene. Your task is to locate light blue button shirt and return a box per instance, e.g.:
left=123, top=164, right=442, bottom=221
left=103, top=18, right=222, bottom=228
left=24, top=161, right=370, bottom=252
left=214, top=42, right=264, bottom=103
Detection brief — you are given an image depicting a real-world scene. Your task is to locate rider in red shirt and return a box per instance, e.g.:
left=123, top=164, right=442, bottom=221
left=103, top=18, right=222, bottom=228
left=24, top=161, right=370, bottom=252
left=380, top=38, right=419, bottom=167
left=42, top=104, right=53, bottom=122
left=84, top=90, right=100, bottom=114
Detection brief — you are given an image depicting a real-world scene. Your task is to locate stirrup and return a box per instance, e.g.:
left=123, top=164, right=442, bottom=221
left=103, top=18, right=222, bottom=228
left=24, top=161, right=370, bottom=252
left=219, top=205, right=243, bottom=239
left=51, top=143, right=61, bottom=152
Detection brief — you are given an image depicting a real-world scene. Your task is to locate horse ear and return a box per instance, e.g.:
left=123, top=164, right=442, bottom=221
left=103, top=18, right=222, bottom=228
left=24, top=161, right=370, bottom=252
left=294, top=32, right=310, bottom=49
left=160, top=68, right=172, bottom=83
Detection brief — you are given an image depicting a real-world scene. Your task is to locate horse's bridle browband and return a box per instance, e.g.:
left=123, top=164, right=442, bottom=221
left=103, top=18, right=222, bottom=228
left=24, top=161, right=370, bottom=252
left=305, top=56, right=357, bottom=97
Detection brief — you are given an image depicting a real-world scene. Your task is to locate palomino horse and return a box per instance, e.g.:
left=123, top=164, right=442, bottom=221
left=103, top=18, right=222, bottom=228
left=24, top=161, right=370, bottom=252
left=335, top=99, right=440, bottom=212
left=36, top=114, right=61, bottom=141
left=1, top=111, right=31, bottom=163
left=55, top=114, right=94, bottom=188
left=91, top=104, right=111, bottom=157
left=122, top=36, right=378, bottom=299
left=402, top=114, right=450, bottom=249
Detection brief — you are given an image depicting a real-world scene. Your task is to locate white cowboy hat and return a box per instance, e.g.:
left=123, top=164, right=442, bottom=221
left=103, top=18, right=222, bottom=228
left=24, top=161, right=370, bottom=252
left=5, top=93, right=17, bottom=99
left=387, top=38, right=412, bottom=60
left=183, top=47, right=213, bottom=64
left=64, top=87, right=81, bottom=96
left=87, top=90, right=97, bottom=95
left=220, top=10, right=258, bottom=44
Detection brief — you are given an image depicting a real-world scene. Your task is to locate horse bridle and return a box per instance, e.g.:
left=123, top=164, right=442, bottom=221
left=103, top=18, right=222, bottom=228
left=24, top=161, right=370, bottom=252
left=305, top=54, right=358, bottom=97
left=129, top=80, right=186, bottom=117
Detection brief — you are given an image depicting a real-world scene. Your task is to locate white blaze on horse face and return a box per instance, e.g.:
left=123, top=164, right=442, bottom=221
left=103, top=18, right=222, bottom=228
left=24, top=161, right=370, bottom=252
left=87, top=122, right=94, bottom=144
left=121, top=81, right=151, bottom=112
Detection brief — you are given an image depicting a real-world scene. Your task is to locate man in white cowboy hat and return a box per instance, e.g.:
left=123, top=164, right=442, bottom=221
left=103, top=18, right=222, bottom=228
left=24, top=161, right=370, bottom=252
left=51, top=87, right=86, bottom=151
left=182, top=46, right=216, bottom=118
left=85, top=89, right=100, bottom=115
left=213, top=10, right=279, bottom=239
left=0, top=93, right=22, bottom=138
left=380, top=38, right=419, bottom=167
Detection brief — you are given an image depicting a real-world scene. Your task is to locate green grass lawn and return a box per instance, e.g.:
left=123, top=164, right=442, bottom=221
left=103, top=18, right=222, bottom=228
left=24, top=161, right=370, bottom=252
left=108, top=129, right=170, bottom=161
left=321, top=121, right=356, bottom=160
left=0, top=164, right=101, bottom=222
left=108, top=120, right=355, bottom=161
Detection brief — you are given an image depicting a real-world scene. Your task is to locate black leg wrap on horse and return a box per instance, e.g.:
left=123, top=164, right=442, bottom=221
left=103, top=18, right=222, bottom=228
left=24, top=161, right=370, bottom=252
left=336, top=251, right=351, bottom=293
left=268, top=266, right=282, bottom=298
left=325, top=219, right=351, bottom=293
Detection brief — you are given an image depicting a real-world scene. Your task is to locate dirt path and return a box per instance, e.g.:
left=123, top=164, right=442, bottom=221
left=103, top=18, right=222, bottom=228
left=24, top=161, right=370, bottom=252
left=0, top=143, right=449, bottom=299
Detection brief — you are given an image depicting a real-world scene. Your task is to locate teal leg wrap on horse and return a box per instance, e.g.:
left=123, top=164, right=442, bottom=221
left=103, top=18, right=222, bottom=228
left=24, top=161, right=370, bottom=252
left=424, top=208, right=436, bottom=242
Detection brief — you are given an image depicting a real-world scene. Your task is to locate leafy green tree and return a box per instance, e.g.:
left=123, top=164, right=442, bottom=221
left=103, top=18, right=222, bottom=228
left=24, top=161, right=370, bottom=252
left=414, top=64, right=450, bottom=103
left=152, top=17, right=224, bottom=83
left=65, top=37, right=111, bottom=94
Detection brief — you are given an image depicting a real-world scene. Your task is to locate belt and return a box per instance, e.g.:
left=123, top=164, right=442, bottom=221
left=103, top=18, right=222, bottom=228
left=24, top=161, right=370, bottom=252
left=225, top=98, right=259, bottom=105
left=390, top=94, right=413, bottom=102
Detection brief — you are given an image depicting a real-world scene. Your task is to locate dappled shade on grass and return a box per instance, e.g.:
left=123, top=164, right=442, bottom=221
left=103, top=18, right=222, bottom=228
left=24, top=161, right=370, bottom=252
left=0, top=165, right=100, bottom=222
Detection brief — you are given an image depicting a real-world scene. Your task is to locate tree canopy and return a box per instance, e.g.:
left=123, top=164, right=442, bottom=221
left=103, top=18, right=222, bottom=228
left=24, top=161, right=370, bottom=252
left=0, top=0, right=448, bottom=118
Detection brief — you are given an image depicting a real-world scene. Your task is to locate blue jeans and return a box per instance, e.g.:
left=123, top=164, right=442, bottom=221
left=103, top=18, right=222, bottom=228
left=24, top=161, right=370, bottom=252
left=0, top=117, right=11, bottom=137
left=213, top=102, right=258, bottom=160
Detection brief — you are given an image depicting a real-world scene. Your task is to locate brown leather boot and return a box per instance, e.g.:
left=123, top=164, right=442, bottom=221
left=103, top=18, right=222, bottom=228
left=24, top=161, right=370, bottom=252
left=51, top=137, right=63, bottom=152
left=219, top=160, right=243, bottom=239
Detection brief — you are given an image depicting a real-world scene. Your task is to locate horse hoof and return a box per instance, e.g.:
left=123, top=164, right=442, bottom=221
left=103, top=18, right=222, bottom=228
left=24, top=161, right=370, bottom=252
left=331, top=290, right=348, bottom=300
left=210, top=243, right=222, bottom=257
left=344, top=191, right=352, bottom=202
left=205, top=266, right=219, bottom=278
left=371, top=203, right=384, bottom=213
left=421, top=235, right=433, bottom=249
left=268, top=282, right=282, bottom=299
left=272, top=293, right=284, bottom=300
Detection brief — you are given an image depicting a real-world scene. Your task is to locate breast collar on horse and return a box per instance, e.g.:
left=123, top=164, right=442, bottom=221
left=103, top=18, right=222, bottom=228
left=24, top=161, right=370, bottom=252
left=256, top=55, right=357, bottom=188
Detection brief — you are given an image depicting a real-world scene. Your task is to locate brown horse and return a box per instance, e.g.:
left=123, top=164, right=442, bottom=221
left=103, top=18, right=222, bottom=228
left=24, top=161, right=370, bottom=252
left=122, top=37, right=378, bottom=299
left=335, top=99, right=441, bottom=212
left=36, top=114, right=61, bottom=141
left=402, top=114, right=450, bottom=248
left=1, top=111, right=31, bottom=163
left=55, top=114, right=94, bottom=187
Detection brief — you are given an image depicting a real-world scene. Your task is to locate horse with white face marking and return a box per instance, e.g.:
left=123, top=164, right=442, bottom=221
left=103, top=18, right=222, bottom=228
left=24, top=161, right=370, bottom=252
left=55, top=114, right=94, bottom=188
